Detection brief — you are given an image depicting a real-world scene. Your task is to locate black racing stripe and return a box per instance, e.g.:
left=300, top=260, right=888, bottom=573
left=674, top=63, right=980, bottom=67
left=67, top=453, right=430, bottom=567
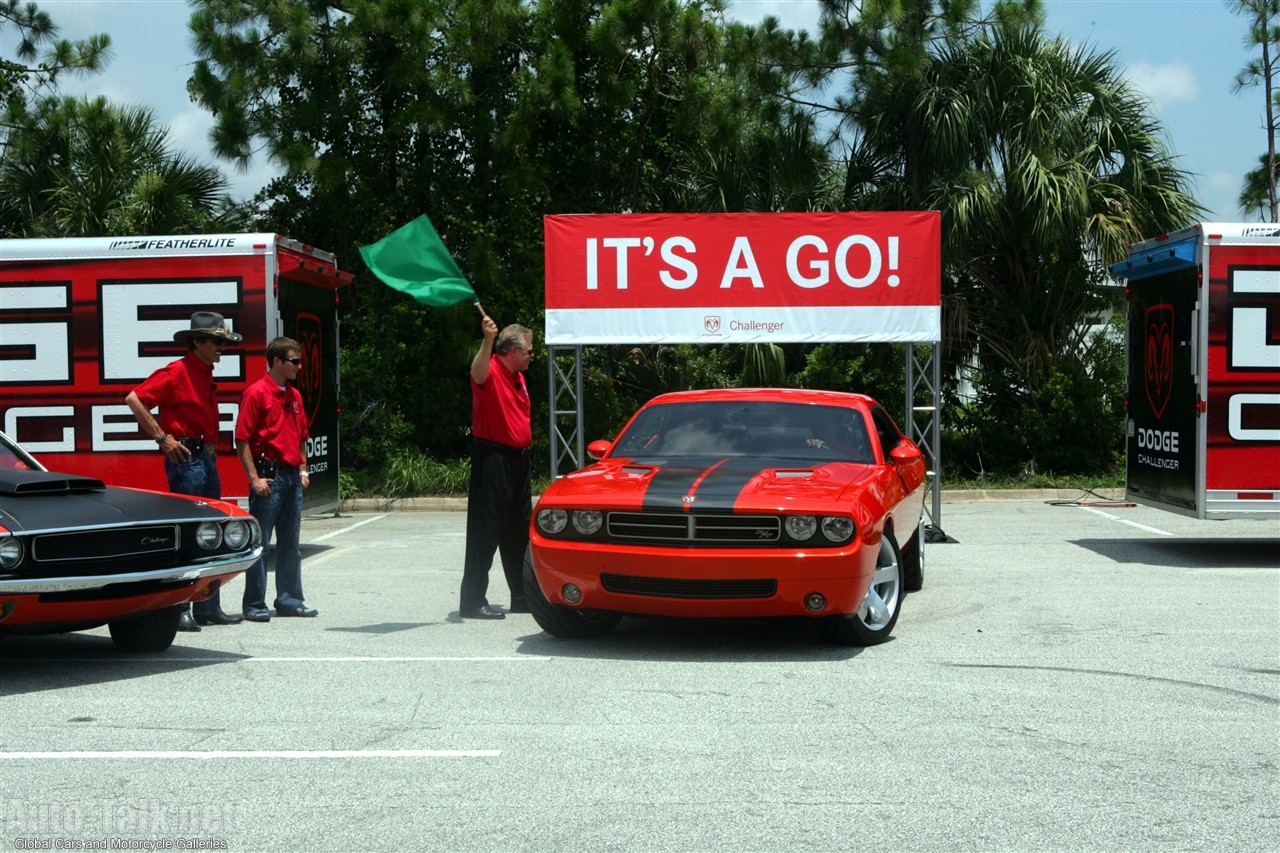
left=641, top=457, right=724, bottom=510
left=641, top=456, right=801, bottom=512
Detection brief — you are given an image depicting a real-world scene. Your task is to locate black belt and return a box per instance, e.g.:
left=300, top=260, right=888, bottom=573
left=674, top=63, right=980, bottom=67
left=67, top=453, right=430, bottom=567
left=177, top=437, right=217, bottom=457
left=473, top=438, right=530, bottom=457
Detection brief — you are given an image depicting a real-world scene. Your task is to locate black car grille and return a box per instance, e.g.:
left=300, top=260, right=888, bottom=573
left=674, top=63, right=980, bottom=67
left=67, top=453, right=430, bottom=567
left=602, top=573, right=777, bottom=599
left=607, top=512, right=780, bottom=545
left=32, top=525, right=180, bottom=563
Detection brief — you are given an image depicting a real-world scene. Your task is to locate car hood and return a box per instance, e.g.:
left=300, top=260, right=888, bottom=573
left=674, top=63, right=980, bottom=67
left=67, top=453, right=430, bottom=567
left=541, top=455, right=878, bottom=513
left=0, top=468, right=230, bottom=534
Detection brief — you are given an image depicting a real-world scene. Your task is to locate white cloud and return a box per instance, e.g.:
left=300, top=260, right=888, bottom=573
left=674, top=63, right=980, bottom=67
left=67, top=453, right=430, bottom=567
left=1123, top=60, right=1199, bottom=110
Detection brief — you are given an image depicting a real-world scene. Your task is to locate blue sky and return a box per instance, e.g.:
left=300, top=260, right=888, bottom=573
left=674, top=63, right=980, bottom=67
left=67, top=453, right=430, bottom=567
left=35, top=0, right=1263, bottom=221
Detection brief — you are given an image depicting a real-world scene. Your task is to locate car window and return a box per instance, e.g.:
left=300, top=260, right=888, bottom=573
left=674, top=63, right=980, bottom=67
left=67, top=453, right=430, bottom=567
left=0, top=436, right=39, bottom=470
left=869, top=406, right=904, bottom=459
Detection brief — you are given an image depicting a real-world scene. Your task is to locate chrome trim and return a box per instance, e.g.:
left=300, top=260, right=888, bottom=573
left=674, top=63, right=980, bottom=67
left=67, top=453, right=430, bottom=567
left=3, top=513, right=238, bottom=538
left=0, top=547, right=262, bottom=594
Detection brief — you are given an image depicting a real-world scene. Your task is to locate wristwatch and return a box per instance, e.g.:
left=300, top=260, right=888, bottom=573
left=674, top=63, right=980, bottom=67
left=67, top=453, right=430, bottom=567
left=155, top=434, right=168, bottom=445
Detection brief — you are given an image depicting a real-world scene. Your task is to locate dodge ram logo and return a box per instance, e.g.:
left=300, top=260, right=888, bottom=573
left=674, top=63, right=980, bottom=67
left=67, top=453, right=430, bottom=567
left=1145, top=304, right=1175, bottom=420
left=294, top=312, right=323, bottom=424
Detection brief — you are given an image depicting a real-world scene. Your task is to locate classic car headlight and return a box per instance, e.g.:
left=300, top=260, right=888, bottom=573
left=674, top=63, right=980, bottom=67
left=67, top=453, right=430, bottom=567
left=223, top=520, right=251, bottom=550
left=537, top=509, right=568, bottom=535
left=571, top=510, right=604, bottom=535
left=0, top=536, right=23, bottom=569
left=820, top=516, right=855, bottom=543
left=785, top=516, right=818, bottom=540
left=196, top=522, right=223, bottom=550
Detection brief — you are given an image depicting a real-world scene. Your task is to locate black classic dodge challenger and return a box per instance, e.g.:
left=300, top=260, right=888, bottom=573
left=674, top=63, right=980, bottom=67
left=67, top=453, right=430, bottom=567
left=0, top=431, right=261, bottom=652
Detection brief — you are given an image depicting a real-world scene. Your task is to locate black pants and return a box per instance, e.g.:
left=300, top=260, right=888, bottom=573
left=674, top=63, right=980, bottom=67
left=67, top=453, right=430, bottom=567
left=460, top=440, right=532, bottom=612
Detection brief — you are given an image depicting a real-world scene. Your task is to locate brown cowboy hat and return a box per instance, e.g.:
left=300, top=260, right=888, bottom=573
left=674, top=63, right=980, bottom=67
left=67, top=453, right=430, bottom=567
left=173, top=311, right=243, bottom=343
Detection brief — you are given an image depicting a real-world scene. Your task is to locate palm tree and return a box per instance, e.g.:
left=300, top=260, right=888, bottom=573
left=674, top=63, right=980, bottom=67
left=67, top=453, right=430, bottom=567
left=0, top=95, right=247, bottom=237
left=842, top=20, right=1202, bottom=385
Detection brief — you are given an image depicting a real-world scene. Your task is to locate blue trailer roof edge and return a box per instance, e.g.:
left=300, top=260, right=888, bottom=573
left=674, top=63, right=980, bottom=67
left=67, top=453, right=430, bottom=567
left=1110, top=235, right=1199, bottom=281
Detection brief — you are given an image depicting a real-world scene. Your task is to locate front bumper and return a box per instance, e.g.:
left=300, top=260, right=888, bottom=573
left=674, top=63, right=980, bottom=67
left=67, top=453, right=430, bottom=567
left=528, top=534, right=876, bottom=618
left=0, top=548, right=261, bottom=631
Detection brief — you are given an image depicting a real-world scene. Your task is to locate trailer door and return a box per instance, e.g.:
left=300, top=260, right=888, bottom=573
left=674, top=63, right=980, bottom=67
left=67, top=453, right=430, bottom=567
left=1124, top=239, right=1200, bottom=514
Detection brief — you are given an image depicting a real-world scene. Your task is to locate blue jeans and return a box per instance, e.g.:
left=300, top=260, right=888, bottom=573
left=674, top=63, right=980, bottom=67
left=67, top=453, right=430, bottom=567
left=243, top=468, right=305, bottom=613
left=165, top=453, right=223, bottom=617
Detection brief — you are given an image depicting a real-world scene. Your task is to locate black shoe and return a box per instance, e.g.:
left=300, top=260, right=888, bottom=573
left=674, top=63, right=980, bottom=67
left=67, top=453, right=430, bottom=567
left=507, top=597, right=530, bottom=614
left=461, top=605, right=506, bottom=620
left=195, top=610, right=244, bottom=626
left=176, top=611, right=201, bottom=632
left=244, top=609, right=271, bottom=623
left=276, top=604, right=318, bottom=617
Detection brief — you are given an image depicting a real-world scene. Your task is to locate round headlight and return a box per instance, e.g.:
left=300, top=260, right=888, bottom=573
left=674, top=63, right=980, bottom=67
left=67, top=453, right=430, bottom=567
left=821, top=516, right=855, bottom=543
left=196, top=522, right=223, bottom=550
left=785, top=515, right=818, bottom=540
left=0, top=536, right=24, bottom=569
left=572, top=510, right=603, bottom=535
left=223, top=520, right=250, bottom=550
left=537, top=509, right=568, bottom=535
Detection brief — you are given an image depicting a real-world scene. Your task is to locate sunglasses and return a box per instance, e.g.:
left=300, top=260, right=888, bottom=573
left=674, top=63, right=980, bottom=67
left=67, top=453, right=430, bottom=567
left=286, top=357, right=303, bottom=366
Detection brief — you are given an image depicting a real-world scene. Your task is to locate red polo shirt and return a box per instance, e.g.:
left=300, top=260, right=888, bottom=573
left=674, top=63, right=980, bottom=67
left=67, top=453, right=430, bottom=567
left=236, top=373, right=309, bottom=466
left=131, top=351, right=221, bottom=442
left=470, top=356, right=531, bottom=449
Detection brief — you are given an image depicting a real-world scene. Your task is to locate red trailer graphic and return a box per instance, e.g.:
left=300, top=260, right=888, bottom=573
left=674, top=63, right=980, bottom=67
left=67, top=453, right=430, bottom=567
left=0, top=233, right=351, bottom=511
left=1113, top=223, right=1280, bottom=520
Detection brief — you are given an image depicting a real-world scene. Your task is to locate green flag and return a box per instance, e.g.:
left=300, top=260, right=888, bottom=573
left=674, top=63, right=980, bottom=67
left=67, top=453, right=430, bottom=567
left=359, top=214, right=477, bottom=307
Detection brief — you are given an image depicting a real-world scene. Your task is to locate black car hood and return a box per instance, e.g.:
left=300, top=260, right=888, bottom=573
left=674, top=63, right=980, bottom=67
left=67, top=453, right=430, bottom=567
left=0, top=468, right=226, bottom=533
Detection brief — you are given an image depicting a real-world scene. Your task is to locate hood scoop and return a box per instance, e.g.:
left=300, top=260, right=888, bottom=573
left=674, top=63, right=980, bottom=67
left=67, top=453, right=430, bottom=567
left=0, top=469, right=107, bottom=497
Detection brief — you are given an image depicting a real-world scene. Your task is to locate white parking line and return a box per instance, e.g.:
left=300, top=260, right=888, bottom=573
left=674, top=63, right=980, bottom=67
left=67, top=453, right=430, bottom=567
left=311, top=514, right=388, bottom=543
left=1078, top=505, right=1175, bottom=536
left=0, top=749, right=500, bottom=760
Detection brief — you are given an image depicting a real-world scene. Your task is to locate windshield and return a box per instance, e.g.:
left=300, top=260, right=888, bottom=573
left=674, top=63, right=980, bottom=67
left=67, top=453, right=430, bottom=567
left=0, top=433, right=43, bottom=471
left=611, top=401, right=875, bottom=463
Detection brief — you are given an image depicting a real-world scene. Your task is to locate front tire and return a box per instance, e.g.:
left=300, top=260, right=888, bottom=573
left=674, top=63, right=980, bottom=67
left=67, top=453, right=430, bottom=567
left=108, top=605, right=182, bottom=653
left=820, top=533, right=902, bottom=646
left=523, top=547, right=621, bottom=639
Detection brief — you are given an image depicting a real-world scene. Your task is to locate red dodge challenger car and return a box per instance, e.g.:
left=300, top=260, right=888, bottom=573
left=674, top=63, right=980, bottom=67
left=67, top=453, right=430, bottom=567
left=0, top=431, right=262, bottom=652
left=525, top=388, right=928, bottom=645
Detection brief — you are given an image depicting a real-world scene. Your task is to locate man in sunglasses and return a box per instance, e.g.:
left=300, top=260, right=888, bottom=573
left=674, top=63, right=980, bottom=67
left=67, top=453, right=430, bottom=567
left=235, top=336, right=315, bottom=622
left=126, top=310, right=244, bottom=631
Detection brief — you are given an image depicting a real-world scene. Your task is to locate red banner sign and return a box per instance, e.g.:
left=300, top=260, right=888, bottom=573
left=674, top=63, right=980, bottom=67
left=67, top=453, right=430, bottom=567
left=543, top=212, right=941, bottom=344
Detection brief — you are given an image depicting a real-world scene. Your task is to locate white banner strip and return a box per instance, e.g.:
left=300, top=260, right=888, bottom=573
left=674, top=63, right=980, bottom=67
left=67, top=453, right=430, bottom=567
left=545, top=305, right=940, bottom=344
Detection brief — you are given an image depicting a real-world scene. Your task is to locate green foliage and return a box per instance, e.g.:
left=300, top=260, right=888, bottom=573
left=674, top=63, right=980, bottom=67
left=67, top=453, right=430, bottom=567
left=943, top=322, right=1126, bottom=479
left=0, top=96, right=248, bottom=236
left=380, top=447, right=470, bottom=498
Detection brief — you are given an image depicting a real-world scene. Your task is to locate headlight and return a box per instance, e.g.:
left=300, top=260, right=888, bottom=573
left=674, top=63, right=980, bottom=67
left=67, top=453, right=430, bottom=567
left=0, top=536, right=23, bottom=569
left=537, top=509, right=568, bottom=535
left=223, top=520, right=250, bottom=550
left=821, top=516, right=855, bottom=543
left=785, top=515, right=818, bottom=540
left=196, top=522, right=223, bottom=550
left=571, top=510, right=603, bottom=535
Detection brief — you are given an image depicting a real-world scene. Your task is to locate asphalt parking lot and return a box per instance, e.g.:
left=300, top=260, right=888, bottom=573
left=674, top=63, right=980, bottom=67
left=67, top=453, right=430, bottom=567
left=2, top=497, right=1277, bottom=852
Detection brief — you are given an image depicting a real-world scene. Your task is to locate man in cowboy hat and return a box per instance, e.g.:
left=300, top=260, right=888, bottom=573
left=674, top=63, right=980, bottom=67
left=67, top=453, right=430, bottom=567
left=125, top=310, right=245, bottom=631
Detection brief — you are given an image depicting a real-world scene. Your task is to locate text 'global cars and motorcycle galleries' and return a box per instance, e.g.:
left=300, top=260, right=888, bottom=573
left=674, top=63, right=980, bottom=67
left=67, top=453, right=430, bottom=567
left=523, top=388, right=928, bottom=646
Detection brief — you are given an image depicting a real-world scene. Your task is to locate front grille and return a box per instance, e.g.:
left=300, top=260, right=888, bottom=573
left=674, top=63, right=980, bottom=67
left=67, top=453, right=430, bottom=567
left=32, top=525, right=180, bottom=562
left=602, top=573, right=777, bottom=599
left=607, top=512, right=780, bottom=545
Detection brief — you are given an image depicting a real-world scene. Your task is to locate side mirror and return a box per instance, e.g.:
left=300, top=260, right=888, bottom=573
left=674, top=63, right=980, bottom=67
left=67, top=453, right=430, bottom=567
left=587, top=439, right=612, bottom=461
left=889, top=443, right=924, bottom=466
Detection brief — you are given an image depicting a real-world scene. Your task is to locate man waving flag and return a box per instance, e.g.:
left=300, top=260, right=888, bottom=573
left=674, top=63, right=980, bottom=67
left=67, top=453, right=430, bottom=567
left=359, top=214, right=478, bottom=307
